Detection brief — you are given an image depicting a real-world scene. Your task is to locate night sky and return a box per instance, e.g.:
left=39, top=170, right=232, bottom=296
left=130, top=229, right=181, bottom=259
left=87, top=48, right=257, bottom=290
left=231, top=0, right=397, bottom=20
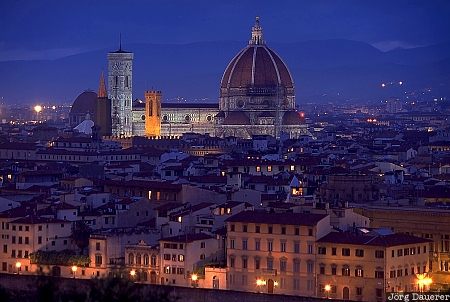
left=0, top=0, right=449, bottom=103
left=1, top=0, right=449, bottom=59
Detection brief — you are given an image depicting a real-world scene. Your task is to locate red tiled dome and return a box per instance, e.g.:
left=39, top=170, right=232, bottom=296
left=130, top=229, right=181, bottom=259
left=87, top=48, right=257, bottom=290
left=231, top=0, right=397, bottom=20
left=70, top=91, right=97, bottom=115
left=220, top=45, right=294, bottom=89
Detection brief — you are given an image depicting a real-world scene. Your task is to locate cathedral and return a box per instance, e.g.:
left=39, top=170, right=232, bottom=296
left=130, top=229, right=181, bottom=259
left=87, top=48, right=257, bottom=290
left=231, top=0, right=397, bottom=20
left=70, top=18, right=306, bottom=139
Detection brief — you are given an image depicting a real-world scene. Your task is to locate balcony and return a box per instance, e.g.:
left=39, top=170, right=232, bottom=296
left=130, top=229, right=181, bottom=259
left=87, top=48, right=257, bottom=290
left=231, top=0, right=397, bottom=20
left=262, top=268, right=277, bottom=276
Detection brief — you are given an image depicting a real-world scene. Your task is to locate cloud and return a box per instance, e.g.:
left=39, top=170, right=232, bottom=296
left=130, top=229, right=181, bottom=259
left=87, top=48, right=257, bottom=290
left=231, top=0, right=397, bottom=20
left=0, top=47, right=85, bottom=62
left=371, top=40, right=423, bottom=52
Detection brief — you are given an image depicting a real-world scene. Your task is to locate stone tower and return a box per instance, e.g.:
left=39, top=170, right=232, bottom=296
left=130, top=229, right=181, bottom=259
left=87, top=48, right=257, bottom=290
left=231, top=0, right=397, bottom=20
left=107, top=39, right=133, bottom=137
left=96, top=72, right=112, bottom=136
left=145, top=90, right=161, bottom=137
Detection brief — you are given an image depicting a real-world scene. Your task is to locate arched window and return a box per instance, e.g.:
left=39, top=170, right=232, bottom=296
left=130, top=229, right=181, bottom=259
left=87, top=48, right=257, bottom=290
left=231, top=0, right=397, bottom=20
left=128, top=253, right=134, bottom=265
left=342, top=265, right=350, bottom=276
left=136, top=253, right=141, bottom=265
left=151, top=255, right=157, bottom=266
left=144, top=254, right=149, bottom=266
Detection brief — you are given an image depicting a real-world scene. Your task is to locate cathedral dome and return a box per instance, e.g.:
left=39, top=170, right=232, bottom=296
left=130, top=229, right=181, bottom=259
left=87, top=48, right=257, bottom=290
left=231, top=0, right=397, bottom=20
left=70, top=91, right=97, bottom=115
left=220, top=18, right=293, bottom=90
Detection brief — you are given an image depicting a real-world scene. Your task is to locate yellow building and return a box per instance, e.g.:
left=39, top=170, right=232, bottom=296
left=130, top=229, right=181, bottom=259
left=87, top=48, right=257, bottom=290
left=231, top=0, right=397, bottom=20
left=316, top=231, right=431, bottom=302
left=225, top=211, right=331, bottom=296
left=145, top=90, right=161, bottom=137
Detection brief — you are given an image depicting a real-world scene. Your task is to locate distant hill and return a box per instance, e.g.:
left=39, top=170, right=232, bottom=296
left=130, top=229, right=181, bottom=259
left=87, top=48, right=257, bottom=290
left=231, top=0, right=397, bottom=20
left=0, top=39, right=449, bottom=104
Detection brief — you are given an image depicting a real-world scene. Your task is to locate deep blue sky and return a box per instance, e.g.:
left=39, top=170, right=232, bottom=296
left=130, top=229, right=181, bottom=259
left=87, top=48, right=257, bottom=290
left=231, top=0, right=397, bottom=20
left=1, top=0, right=449, bottom=61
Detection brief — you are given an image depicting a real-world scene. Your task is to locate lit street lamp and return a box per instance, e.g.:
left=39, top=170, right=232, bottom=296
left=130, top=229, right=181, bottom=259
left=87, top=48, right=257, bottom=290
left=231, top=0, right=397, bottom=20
left=15, top=261, right=21, bottom=275
left=324, top=284, right=332, bottom=299
left=416, top=274, right=432, bottom=292
left=191, top=273, right=198, bottom=288
left=130, top=269, right=136, bottom=278
left=256, top=278, right=266, bottom=293
left=71, top=265, right=78, bottom=279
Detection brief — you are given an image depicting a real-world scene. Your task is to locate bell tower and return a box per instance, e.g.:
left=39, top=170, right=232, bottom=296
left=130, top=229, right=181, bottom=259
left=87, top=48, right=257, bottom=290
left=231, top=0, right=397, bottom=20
left=107, top=36, right=134, bottom=137
left=145, top=90, right=161, bottom=137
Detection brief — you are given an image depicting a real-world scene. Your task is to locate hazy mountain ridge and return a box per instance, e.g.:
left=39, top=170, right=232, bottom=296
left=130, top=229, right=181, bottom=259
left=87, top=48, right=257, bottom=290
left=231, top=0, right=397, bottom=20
left=0, top=39, right=449, bottom=104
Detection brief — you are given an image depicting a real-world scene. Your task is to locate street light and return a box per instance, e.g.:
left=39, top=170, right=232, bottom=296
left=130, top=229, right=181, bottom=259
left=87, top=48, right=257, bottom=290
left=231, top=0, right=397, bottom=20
left=71, top=265, right=77, bottom=279
left=324, top=284, right=332, bottom=298
left=417, top=274, right=432, bottom=292
left=15, top=261, right=21, bottom=274
left=191, top=273, right=198, bottom=288
left=130, top=269, right=136, bottom=277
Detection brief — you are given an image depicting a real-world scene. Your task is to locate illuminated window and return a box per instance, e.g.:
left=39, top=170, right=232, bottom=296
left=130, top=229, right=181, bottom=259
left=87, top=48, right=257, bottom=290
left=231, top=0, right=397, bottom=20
left=290, top=165, right=295, bottom=171
left=256, top=166, right=261, bottom=172
left=177, top=216, right=182, bottom=223
left=148, top=191, right=152, bottom=199
left=267, top=166, right=272, bottom=172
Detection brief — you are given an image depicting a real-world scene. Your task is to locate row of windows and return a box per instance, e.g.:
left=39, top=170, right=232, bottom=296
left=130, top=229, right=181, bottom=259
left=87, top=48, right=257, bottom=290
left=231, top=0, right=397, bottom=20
left=10, top=249, right=29, bottom=258
left=162, top=254, right=185, bottom=262
left=231, top=165, right=297, bottom=174
left=229, top=256, right=315, bottom=273
left=1, top=223, right=49, bottom=231
left=128, top=253, right=158, bottom=266
left=11, top=236, right=30, bottom=245
left=317, top=247, right=384, bottom=258
left=229, top=239, right=314, bottom=254
left=164, top=266, right=184, bottom=275
left=319, top=265, right=384, bottom=278
left=163, top=243, right=184, bottom=249
left=392, top=246, right=425, bottom=257
left=389, top=265, right=427, bottom=278
left=230, top=224, right=313, bottom=236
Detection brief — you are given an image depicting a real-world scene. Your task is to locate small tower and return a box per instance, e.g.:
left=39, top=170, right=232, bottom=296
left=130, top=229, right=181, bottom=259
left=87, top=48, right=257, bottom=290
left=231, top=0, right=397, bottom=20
left=249, top=16, right=264, bottom=45
left=145, top=90, right=161, bottom=137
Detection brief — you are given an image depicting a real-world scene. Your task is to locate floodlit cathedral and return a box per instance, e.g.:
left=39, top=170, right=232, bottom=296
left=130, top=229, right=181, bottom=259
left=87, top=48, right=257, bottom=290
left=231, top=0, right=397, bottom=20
left=70, top=18, right=306, bottom=139
left=134, top=17, right=306, bottom=139
left=215, top=17, right=305, bottom=138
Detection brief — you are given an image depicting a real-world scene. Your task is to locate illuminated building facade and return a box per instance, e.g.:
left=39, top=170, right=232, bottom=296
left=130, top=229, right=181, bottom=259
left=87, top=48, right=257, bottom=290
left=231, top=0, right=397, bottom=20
left=108, top=43, right=133, bottom=137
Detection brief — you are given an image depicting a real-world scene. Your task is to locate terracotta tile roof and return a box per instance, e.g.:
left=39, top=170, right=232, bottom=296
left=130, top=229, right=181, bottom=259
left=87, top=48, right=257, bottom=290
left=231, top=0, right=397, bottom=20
left=317, top=232, right=431, bottom=247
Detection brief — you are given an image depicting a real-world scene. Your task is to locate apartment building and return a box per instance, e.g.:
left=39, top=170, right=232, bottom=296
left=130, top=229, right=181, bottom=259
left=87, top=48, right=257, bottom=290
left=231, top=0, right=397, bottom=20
left=0, top=215, right=72, bottom=273
left=225, top=211, right=331, bottom=296
left=159, top=233, right=223, bottom=286
left=316, top=231, right=431, bottom=302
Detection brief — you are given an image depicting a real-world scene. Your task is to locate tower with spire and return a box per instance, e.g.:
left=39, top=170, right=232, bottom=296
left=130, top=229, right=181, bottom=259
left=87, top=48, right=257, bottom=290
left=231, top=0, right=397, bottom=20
left=107, top=37, right=134, bottom=137
left=96, top=71, right=112, bottom=136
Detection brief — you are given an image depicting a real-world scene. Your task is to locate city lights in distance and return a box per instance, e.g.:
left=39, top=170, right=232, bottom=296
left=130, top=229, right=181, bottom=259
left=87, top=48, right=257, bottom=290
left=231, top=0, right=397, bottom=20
left=34, top=105, right=42, bottom=113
